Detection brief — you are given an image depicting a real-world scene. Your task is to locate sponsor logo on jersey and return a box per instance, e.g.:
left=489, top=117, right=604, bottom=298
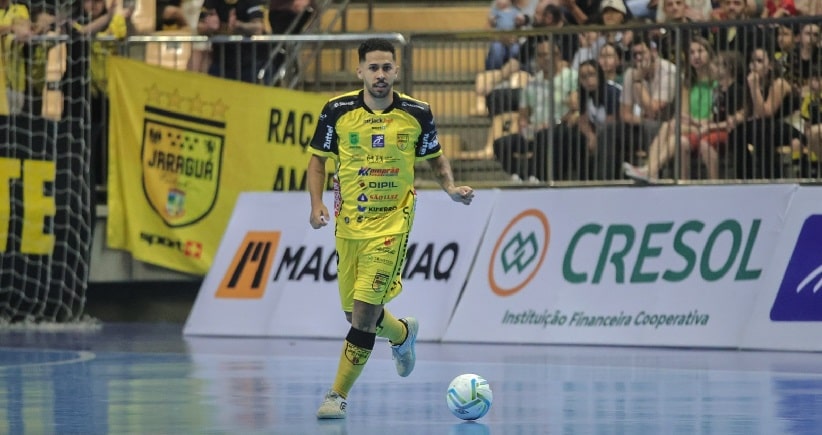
left=420, top=132, right=439, bottom=155
left=358, top=167, right=399, bottom=176
left=401, top=101, right=425, bottom=111
left=397, top=133, right=410, bottom=151
left=368, top=181, right=398, bottom=189
left=368, top=206, right=398, bottom=212
left=323, top=126, right=334, bottom=149
left=371, top=134, right=384, bottom=148
left=369, top=194, right=399, bottom=201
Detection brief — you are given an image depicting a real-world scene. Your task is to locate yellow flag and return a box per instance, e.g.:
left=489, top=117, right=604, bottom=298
left=0, top=53, right=9, bottom=115
left=106, top=57, right=330, bottom=274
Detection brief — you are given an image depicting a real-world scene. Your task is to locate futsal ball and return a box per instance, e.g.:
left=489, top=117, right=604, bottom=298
left=446, top=373, right=493, bottom=420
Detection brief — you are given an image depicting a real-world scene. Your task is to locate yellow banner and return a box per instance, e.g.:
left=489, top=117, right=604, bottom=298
left=106, top=57, right=329, bottom=274
left=0, top=55, right=9, bottom=115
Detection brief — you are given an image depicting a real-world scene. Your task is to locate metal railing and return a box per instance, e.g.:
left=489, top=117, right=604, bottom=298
left=121, top=32, right=408, bottom=91
left=401, top=17, right=822, bottom=186
left=10, top=16, right=822, bottom=203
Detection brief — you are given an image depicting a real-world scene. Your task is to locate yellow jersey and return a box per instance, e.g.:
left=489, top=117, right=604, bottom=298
left=0, top=3, right=30, bottom=92
left=308, top=90, right=443, bottom=239
left=90, top=14, right=128, bottom=96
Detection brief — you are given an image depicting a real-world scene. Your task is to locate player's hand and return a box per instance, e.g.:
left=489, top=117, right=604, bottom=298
left=309, top=206, right=330, bottom=229
left=447, top=186, right=474, bottom=205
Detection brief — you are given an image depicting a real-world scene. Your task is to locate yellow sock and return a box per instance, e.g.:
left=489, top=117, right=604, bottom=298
left=376, top=309, right=407, bottom=345
left=331, top=328, right=375, bottom=398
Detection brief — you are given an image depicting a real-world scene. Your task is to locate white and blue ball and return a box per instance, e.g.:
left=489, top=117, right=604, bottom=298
left=446, top=373, right=493, bottom=420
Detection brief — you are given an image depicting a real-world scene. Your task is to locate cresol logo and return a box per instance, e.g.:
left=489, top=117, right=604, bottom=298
left=771, top=214, right=822, bottom=321
left=561, top=219, right=762, bottom=284
left=488, top=209, right=550, bottom=297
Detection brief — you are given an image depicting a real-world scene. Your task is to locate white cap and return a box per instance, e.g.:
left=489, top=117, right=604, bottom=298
left=600, top=0, right=628, bottom=15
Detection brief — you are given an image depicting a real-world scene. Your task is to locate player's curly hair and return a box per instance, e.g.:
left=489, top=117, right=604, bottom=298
left=358, top=38, right=396, bottom=62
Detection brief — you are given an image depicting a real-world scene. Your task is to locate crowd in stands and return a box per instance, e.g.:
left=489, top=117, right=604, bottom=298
left=0, top=0, right=318, bottom=191
left=478, top=0, right=822, bottom=182
left=1, top=0, right=820, bottom=186
left=0, top=0, right=318, bottom=103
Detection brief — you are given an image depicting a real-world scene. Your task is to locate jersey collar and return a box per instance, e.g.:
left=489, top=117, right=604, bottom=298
left=358, top=90, right=399, bottom=114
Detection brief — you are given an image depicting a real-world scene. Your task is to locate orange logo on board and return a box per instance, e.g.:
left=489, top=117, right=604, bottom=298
left=215, top=231, right=281, bottom=299
left=488, top=209, right=550, bottom=297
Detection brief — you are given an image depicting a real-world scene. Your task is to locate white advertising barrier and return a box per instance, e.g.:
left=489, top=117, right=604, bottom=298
left=741, top=186, right=822, bottom=351
left=387, top=187, right=498, bottom=338
left=443, top=185, right=796, bottom=347
left=185, top=190, right=495, bottom=340
left=265, top=189, right=497, bottom=341
left=183, top=192, right=329, bottom=336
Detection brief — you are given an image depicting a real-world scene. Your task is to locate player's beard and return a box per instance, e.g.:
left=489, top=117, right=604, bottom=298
left=368, top=80, right=391, bottom=99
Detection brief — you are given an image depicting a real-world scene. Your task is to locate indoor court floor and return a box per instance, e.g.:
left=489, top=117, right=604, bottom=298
left=1, top=322, right=821, bottom=434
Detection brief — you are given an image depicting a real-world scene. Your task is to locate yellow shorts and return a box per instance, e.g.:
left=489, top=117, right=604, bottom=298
left=336, top=233, right=409, bottom=312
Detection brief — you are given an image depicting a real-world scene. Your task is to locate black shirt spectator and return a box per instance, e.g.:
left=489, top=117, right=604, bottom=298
left=199, top=0, right=268, bottom=83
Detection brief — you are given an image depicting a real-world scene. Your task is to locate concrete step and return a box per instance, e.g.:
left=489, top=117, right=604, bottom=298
left=300, top=44, right=485, bottom=82
left=320, top=3, right=489, bottom=33
left=415, top=157, right=511, bottom=185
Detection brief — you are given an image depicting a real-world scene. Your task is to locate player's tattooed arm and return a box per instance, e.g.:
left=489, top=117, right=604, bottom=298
left=427, top=154, right=456, bottom=192
left=427, top=155, right=474, bottom=205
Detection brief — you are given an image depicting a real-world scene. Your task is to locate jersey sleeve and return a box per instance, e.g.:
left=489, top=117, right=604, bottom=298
left=415, top=104, right=442, bottom=159
left=309, top=101, right=339, bottom=157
